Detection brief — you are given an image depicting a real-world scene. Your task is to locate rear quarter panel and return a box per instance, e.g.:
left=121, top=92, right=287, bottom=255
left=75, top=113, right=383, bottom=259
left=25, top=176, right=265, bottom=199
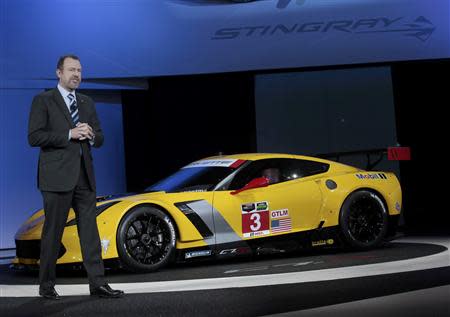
left=318, top=171, right=402, bottom=227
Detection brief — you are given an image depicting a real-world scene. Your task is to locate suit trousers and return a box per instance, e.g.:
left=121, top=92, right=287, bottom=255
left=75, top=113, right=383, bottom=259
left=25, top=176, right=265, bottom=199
left=39, top=160, right=105, bottom=290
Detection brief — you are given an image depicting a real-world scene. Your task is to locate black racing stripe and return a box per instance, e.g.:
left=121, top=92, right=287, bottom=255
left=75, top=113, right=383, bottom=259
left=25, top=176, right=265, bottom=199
left=174, top=201, right=214, bottom=238
left=185, top=214, right=214, bottom=238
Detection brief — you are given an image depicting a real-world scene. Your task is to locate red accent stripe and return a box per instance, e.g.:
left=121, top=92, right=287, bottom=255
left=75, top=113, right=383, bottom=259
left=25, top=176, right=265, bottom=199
left=230, top=159, right=246, bottom=169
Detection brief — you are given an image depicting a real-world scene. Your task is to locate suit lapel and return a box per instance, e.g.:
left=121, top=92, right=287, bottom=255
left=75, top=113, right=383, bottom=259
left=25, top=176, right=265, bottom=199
left=52, top=88, right=74, bottom=127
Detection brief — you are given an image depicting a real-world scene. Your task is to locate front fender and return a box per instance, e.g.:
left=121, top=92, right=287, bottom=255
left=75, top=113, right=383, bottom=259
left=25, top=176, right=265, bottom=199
left=95, top=199, right=206, bottom=258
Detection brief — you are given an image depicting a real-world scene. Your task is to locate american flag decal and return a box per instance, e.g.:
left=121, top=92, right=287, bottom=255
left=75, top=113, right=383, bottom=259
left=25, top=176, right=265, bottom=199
left=271, top=218, right=292, bottom=233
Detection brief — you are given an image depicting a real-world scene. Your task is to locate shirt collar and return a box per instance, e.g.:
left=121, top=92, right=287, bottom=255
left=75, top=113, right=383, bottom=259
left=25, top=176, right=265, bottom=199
left=57, top=83, right=76, bottom=99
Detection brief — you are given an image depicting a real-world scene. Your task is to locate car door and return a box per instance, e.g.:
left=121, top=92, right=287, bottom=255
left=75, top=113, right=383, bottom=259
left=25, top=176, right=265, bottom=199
left=211, top=158, right=325, bottom=243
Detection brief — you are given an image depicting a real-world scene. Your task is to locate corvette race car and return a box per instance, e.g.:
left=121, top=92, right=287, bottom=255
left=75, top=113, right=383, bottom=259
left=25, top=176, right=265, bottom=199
left=13, top=153, right=402, bottom=272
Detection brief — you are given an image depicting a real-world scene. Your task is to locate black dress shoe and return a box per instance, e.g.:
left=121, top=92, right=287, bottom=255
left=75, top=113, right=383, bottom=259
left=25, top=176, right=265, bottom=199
left=90, top=284, right=124, bottom=298
left=39, top=287, right=61, bottom=300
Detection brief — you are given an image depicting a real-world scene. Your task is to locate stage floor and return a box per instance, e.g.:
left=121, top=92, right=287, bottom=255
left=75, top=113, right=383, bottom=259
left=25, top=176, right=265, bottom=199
left=0, top=236, right=449, bottom=316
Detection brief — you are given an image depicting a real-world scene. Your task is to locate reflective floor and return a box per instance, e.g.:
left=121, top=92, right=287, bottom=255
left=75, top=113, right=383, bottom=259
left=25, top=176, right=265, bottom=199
left=0, top=236, right=449, bottom=316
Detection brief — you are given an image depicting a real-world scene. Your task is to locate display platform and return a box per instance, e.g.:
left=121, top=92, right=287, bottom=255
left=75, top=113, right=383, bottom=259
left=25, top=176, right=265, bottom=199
left=0, top=236, right=449, bottom=317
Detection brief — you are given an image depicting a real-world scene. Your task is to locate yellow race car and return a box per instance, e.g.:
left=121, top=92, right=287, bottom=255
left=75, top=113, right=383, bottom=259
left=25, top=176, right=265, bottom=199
left=13, top=153, right=402, bottom=272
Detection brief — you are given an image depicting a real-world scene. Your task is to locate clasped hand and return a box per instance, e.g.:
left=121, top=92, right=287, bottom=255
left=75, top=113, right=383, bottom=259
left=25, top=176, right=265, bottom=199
left=71, top=123, right=94, bottom=140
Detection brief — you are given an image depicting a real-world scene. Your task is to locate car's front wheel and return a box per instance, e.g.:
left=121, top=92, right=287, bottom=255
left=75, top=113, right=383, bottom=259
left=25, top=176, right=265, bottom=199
left=339, top=190, right=388, bottom=250
left=117, top=206, right=176, bottom=272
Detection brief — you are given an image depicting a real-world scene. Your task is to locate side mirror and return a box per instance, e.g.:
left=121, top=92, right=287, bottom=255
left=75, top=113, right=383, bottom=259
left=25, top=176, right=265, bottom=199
left=231, top=177, right=269, bottom=195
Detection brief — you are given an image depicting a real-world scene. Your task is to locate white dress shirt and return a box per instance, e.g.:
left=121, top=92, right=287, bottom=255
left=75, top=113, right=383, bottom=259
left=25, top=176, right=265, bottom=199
left=57, top=84, right=94, bottom=145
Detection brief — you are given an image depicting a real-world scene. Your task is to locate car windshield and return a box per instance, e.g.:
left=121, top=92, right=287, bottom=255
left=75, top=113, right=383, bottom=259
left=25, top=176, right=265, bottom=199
left=146, top=165, right=237, bottom=193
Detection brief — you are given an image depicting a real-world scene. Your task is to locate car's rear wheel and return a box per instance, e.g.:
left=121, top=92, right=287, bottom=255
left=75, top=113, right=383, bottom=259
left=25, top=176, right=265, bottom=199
left=117, top=206, right=176, bottom=272
left=339, top=190, right=388, bottom=249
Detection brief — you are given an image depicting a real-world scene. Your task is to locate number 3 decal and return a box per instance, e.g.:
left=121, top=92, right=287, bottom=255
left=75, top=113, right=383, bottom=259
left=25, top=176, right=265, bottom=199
left=242, top=210, right=269, bottom=237
left=250, top=213, right=261, bottom=231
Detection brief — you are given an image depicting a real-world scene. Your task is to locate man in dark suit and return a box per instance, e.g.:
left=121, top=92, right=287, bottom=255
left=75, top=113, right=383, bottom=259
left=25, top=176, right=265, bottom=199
left=28, top=55, right=124, bottom=299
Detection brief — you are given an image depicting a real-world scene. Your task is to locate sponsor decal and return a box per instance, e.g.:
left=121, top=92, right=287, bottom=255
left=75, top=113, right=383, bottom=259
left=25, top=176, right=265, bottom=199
left=312, top=239, right=334, bottom=247
left=185, top=250, right=212, bottom=259
left=241, top=201, right=268, bottom=213
left=271, top=218, right=292, bottom=233
left=242, top=211, right=270, bottom=237
left=241, top=203, right=256, bottom=213
left=244, top=230, right=270, bottom=238
left=395, top=202, right=401, bottom=212
left=184, top=159, right=239, bottom=168
left=242, top=202, right=270, bottom=237
left=356, top=173, right=387, bottom=180
left=271, top=209, right=289, bottom=219
left=256, top=201, right=269, bottom=211
left=212, top=16, right=435, bottom=43
left=219, top=247, right=251, bottom=255
left=219, top=248, right=238, bottom=255
left=165, top=216, right=177, bottom=246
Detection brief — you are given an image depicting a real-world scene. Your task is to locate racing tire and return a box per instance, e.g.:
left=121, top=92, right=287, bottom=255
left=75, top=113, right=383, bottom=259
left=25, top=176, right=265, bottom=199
left=339, top=190, right=388, bottom=250
left=117, top=206, right=176, bottom=273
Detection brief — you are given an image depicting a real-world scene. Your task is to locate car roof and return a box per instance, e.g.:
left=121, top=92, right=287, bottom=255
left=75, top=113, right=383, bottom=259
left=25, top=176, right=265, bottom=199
left=202, top=153, right=330, bottom=164
left=198, top=153, right=362, bottom=173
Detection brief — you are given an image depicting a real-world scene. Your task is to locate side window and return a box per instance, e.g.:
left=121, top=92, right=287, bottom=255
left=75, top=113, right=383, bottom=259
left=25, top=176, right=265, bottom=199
left=227, top=160, right=274, bottom=190
left=282, top=159, right=329, bottom=180
left=226, top=158, right=329, bottom=190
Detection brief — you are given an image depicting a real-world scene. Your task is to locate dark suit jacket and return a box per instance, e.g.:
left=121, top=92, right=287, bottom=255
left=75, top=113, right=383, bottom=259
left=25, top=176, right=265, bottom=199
left=28, top=88, right=104, bottom=192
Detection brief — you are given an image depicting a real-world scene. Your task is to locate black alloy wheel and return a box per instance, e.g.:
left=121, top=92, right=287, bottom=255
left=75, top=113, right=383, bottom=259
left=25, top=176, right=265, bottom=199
left=117, top=206, right=176, bottom=272
left=339, top=190, right=388, bottom=249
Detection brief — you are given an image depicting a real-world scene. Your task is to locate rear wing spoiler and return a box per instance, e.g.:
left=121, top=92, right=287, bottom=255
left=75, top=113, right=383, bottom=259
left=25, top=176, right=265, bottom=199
left=316, top=146, right=411, bottom=170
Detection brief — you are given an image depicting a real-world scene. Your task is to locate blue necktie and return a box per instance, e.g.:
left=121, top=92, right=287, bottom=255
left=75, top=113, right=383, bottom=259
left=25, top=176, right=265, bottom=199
left=68, top=93, right=79, bottom=125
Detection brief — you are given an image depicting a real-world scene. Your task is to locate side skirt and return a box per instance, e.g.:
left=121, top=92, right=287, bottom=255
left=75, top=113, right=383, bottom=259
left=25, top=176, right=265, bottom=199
left=175, top=226, right=342, bottom=263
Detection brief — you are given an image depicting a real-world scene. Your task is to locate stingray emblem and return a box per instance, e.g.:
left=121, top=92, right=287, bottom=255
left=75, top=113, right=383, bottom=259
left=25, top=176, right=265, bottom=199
left=212, top=16, right=436, bottom=43
left=357, top=16, right=435, bottom=42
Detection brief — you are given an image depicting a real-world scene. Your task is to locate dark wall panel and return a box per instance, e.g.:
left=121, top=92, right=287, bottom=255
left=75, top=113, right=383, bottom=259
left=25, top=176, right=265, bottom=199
left=122, top=74, right=255, bottom=192
left=255, top=67, right=398, bottom=157
left=392, top=59, right=450, bottom=233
